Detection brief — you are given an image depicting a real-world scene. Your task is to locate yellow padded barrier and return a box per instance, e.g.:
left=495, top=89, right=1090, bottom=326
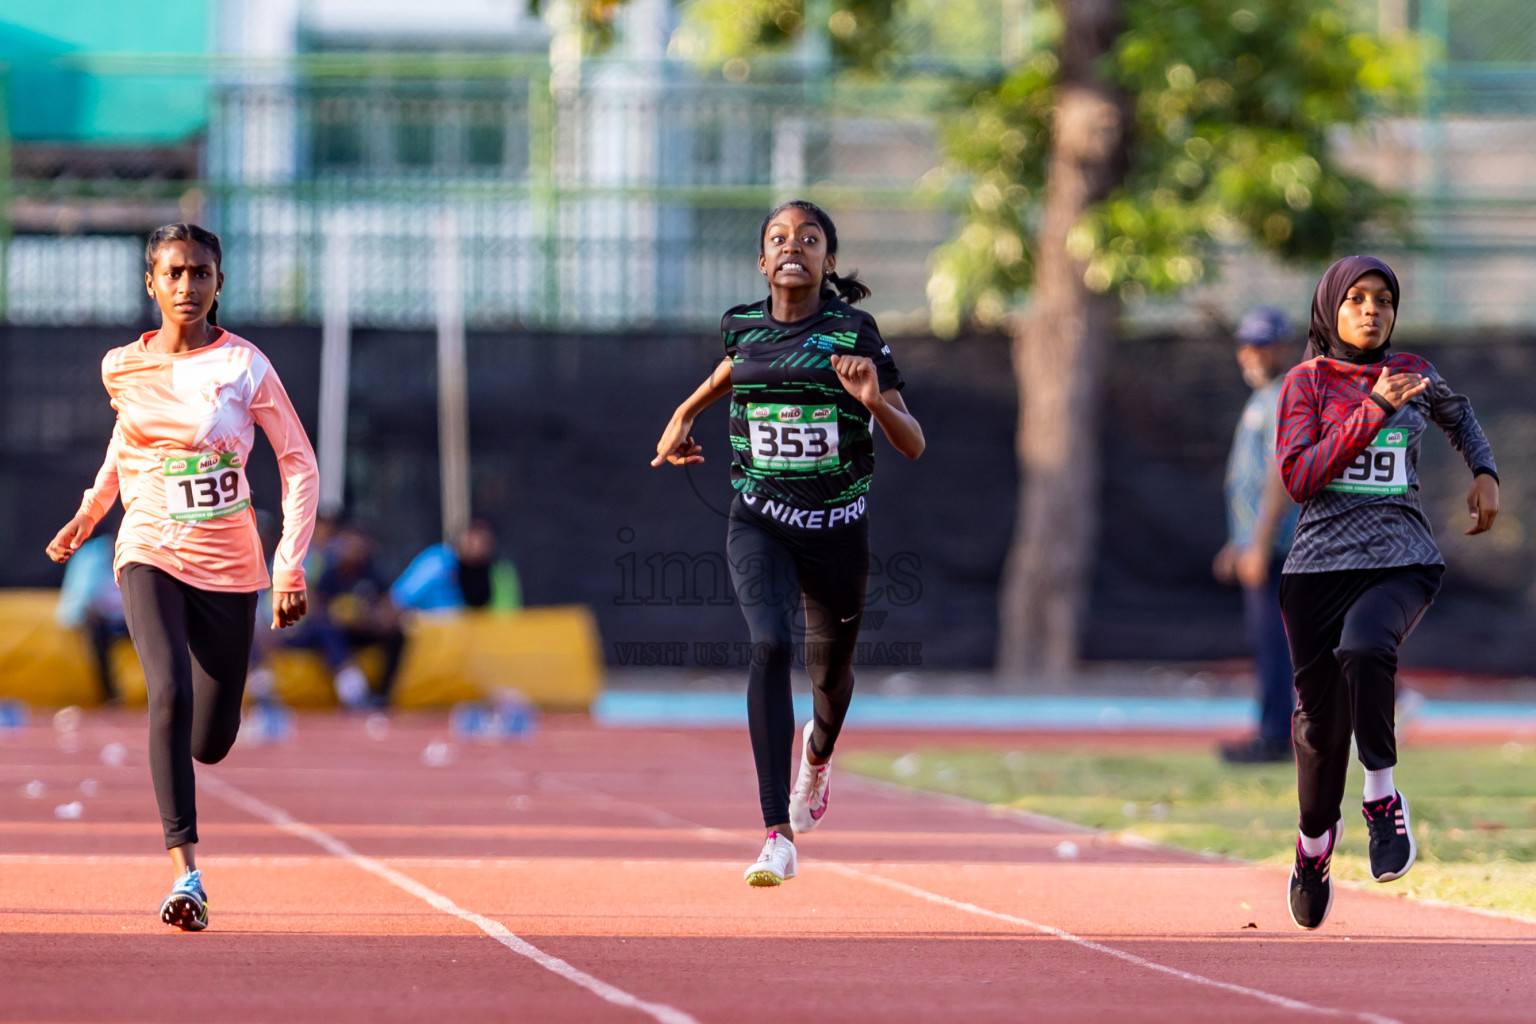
left=105, top=643, right=373, bottom=709
left=0, top=591, right=604, bottom=711
left=393, top=607, right=605, bottom=711
left=0, top=590, right=102, bottom=708
left=260, top=648, right=340, bottom=709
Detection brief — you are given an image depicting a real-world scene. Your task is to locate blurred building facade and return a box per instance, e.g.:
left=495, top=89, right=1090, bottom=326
left=2, top=0, right=981, bottom=332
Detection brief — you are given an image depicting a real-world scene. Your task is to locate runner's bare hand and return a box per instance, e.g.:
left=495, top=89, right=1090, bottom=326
left=830, top=354, right=882, bottom=408
left=273, top=589, right=307, bottom=629
left=45, top=515, right=95, bottom=564
left=1466, top=474, right=1500, bottom=536
left=651, top=417, right=704, bottom=467
left=1371, top=366, right=1427, bottom=411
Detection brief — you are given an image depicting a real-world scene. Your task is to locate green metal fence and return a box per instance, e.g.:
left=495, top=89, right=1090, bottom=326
left=1, top=55, right=968, bottom=332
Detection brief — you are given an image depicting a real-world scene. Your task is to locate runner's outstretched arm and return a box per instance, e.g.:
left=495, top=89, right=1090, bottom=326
left=250, top=366, right=319, bottom=628
left=652, top=357, right=733, bottom=467
left=1422, top=373, right=1500, bottom=535
left=829, top=354, right=924, bottom=460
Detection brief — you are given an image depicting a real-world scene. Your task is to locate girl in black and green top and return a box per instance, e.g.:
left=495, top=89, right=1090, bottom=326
left=652, top=200, right=925, bottom=886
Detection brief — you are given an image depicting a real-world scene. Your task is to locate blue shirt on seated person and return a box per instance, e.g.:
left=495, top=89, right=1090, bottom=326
left=391, top=520, right=521, bottom=613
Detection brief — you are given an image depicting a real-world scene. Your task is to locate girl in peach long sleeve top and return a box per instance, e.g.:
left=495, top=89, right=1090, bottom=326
left=47, top=224, right=319, bottom=933
left=76, top=329, right=318, bottom=594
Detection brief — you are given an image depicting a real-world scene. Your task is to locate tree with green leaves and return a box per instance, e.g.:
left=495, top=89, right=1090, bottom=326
left=926, top=0, right=1419, bottom=676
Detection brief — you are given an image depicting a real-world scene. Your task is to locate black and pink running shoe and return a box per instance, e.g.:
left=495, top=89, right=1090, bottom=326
left=1288, top=820, right=1342, bottom=930
left=1362, top=790, right=1416, bottom=882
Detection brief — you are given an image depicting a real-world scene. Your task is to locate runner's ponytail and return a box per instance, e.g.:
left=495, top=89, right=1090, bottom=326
left=759, top=199, right=873, bottom=305
left=822, top=269, right=871, bottom=305
left=145, top=223, right=223, bottom=327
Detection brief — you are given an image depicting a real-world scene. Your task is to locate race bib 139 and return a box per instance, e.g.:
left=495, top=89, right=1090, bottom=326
left=163, top=452, right=251, bottom=521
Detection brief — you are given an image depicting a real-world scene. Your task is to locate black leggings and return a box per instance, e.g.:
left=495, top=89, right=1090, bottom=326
left=119, top=563, right=258, bottom=849
left=727, top=498, right=869, bottom=829
left=1279, top=564, right=1442, bottom=838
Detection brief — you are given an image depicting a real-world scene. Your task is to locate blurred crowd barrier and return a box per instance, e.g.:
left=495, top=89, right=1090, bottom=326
left=0, top=587, right=603, bottom=710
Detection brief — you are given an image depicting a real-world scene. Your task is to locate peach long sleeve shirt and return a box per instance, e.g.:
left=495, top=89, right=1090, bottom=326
left=76, top=330, right=319, bottom=593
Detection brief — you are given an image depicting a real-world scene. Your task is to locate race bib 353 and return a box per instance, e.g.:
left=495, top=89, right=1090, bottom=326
left=746, top=403, right=840, bottom=472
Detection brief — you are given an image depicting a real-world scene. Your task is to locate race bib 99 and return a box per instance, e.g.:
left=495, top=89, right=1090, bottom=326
left=746, top=403, right=840, bottom=472
left=1325, top=428, right=1409, bottom=495
left=164, top=452, right=251, bottom=521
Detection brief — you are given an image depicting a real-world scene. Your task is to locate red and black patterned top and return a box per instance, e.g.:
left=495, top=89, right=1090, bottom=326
left=1276, top=352, right=1497, bottom=573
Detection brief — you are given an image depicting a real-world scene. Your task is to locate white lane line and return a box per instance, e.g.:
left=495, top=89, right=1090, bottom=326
left=842, top=774, right=1240, bottom=862
left=200, top=774, right=700, bottom=1024
left=842, top=774, right=1102, bottom=835
left=822, top=863, right=1403, bottom=1024
left=534, top=777, right=746, bottom=845
left=1379, top=891, right=1536, bottom=927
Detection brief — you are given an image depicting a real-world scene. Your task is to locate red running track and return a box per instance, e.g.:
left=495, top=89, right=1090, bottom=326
left=2, top=711, right=1534, bottom=1023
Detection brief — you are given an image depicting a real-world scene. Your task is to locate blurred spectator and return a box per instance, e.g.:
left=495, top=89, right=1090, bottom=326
left=391, top=520, right=522, bottom=613
left=284, top=522, right=406, bottom=708
left=54, top=532, right=125, bottom=704
left=302, top=513, right=340, bottom=584
left=248, top=509, right=284, bottom=704
left=1213, top=307, right=1301, bottom=764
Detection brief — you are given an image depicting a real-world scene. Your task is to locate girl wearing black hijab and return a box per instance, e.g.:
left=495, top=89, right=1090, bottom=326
left=1274, top=255, right=1500, bottom=929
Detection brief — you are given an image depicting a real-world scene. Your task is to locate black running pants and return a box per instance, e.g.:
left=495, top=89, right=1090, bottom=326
left=727, top=499, right=869, bottom=829
left=119, top=563, right=258, bottom=849
left=1279, top=564, right=1442, bottom=839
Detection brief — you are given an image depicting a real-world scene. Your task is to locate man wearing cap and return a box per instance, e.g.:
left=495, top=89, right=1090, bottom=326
left=1213, top=307, right=1301, bottom=763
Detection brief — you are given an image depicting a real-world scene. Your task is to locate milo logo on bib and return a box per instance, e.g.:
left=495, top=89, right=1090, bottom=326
left=777, top=406, right=803, bottom=423
left=1326, top=427, right=1409, bottom=495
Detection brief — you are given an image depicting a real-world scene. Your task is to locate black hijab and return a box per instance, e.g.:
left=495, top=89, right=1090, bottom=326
left=1306, top=255, right=1400, bottom=364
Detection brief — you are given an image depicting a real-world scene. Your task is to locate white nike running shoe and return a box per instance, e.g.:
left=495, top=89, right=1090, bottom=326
left=744, top=831, right=797, bottom=887
left=789, top=720, right=831, bottom=834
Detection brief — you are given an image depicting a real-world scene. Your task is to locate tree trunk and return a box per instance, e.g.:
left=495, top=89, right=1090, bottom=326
left=997, top=0, right=1130, bottom=681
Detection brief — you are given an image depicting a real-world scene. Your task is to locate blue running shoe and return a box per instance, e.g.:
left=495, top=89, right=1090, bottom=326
left=159, top=869, right=209, bottom=931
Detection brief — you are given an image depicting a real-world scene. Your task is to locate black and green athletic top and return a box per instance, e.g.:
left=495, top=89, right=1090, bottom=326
left=723, top=297, right=904, bottom=529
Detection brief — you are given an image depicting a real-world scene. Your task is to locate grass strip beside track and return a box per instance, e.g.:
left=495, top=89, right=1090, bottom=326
left=846, top=742, right=1536, bottom=921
